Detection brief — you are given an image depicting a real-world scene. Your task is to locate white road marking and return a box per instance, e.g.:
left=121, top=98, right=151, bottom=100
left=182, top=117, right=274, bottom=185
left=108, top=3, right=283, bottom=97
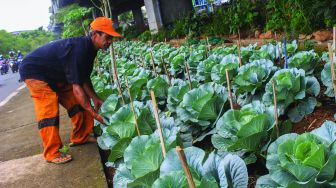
left=0, top=84, right=26, bottom=107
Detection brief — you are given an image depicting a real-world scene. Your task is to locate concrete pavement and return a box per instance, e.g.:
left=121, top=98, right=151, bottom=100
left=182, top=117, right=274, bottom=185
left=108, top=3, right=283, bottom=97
left=0, top=86, right=107, bottom=188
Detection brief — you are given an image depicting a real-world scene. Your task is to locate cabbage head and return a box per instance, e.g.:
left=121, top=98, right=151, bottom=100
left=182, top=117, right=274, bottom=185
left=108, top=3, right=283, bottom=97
left=288, top=50, right=319, bottom=75
left=212, top=101, right=275, bottom=155
left=256, top=121, right=336, bottom=188
left=176, top=82, right=228, bottom=127
left=263, top=68, right=320, bottom=123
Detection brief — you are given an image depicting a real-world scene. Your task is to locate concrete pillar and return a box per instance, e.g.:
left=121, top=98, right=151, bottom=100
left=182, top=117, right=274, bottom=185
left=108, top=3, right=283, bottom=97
left=159, top=0, right=193, bottom=24
left=111, top=12, right=119, bottom=29
left=132, top=8, right=146, bottom=32
left=144, top=0, right=163, bottom=34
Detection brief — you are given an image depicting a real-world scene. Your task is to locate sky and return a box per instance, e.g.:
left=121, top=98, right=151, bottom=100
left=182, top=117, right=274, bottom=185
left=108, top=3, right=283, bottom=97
left=0, top=0, right=52, bottom=32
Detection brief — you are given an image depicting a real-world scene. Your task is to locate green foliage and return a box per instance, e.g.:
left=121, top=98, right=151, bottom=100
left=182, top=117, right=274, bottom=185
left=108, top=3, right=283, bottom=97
left=55, top=4, right=93, bottom=38
left=138, top=30, right=152, bottom=42
left=0, top=28, right=55, bottom=56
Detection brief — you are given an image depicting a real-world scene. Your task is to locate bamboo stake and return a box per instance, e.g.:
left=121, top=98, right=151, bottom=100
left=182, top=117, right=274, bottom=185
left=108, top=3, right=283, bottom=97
left=110, top=41, right=125, bottom=104
left=150, top=90, right=167, bottom=157
left=225, top=69, right=234, bottom=110
left=185, top=62, right=192, bottom=90
left=306, top=119, right=317, bottom=132
left=271, top=80, right=280, bottom=138
left=176, top=146, right=196, bottom=188
left=333, top=27, right=335, bottom=53
left=237, top=40, right=243, bottom=67
left=328, top=43, right=336, bottom=102
left=206, top=37, right=211, bottom=56
left=125, top=76, right=141, bottom=136
left=139, top=55, right=145, bottom=68
left=150, top=50, right=158, bottom=76
left=161, top=55, right=172, bottom=86
left=94, top=57, right=102, bottom=79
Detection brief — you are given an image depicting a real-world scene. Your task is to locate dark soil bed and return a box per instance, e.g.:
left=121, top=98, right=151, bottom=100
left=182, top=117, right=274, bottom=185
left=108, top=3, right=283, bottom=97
left=293, top=88, right=336, bottom=134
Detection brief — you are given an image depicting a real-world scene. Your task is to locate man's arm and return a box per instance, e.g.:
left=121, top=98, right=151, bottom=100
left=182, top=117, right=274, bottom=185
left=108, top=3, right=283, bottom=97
left=72, top=84, right=104, bottom=124
left=83, top=78, right=99, bottom=101
left=83, top=78, right=104, bottom=112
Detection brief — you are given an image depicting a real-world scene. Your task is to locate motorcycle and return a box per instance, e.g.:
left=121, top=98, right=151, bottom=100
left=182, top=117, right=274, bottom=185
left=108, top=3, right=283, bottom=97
left=9, top=58, right=18, bottom=73
left=0, top=60, right=9, bottom=75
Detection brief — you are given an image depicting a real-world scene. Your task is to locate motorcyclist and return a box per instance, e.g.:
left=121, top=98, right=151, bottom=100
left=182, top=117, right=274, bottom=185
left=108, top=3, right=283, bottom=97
left=17, top=50, right=23, bottom=59
left=8, top=50, right=18, bottom=73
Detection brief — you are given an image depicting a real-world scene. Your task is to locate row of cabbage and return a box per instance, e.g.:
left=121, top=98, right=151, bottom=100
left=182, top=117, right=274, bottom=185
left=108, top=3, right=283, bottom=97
left=92, top=40, right=336, bottom=187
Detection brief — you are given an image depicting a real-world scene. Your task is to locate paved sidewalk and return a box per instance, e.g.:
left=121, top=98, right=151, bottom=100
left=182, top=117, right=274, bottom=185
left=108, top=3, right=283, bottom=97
left=0, top=87, right=107, bottom=188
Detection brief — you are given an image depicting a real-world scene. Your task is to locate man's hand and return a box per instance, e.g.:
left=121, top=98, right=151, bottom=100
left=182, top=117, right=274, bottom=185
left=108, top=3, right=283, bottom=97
left=72, top=84, right=105, bottom=125
left=94, top=113, right=105, bottom=125
left=93, top=97, right=104, bottom=112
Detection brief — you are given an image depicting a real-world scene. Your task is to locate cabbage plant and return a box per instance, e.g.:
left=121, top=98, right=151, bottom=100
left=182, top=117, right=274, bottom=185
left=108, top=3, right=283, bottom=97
left=176, top=82, right=228, bottom=127
left=211, top=54, right=240, bottom=84
left=321, top=56, right=336, bottom=97
left=256, top=121, right=336, bottom=188
left=113, top=127, right=180, bottom=187
left=288, top=50, right=319, bottom=74
left=263, top=68, right=320, bottom=122
left=211, top=101, right=275, bottom=160
left=97, top=101, right=156, bottom=165
left=196, top=57, right=219, bottom=82
left=233, top=59, right=277, bottom=105
left=153, top=146, right=248, bottom=188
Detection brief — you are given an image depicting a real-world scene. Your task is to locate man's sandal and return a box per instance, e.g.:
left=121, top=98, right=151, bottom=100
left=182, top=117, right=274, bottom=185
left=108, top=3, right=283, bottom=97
left=47, top=153, right=72, bottom=164
left=69, top=135, right=97, bottom=147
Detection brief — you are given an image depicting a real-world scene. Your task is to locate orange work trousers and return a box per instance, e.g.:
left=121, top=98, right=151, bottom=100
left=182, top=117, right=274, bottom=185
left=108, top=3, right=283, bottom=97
left=25, top=79, right=93, bottom=161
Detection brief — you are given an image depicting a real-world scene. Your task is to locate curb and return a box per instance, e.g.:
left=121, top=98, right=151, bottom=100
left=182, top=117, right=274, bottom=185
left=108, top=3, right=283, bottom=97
left=0, top=84, right=26, bottom=107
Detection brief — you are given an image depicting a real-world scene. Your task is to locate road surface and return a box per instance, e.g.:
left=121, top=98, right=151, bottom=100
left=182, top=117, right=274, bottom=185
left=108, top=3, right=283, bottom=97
left=0, top=72, right=24, bottom=102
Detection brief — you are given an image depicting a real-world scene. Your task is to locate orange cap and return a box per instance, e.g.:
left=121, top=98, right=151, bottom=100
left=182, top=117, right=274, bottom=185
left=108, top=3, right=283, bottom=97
left=90, top=17, right=122, bottom=37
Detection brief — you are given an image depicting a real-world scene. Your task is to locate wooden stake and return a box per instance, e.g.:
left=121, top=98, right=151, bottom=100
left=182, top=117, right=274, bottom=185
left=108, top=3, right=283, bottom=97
left=306, top=119, right=317, bottom=132
left=185, top=62, right=192, bottom=90
left=139, top=55, right=146, bottom=68
left=271, top=80, right=280, bottom=138
left=150, top=50, right=158, bottom=76
left=110, top=42, right=125, bottom=104
left=333, top=27, right=335, bottom=53
left=161, top=55, right=172, bottom=86
left=125, top=76, right=141, bottom=136
left=328, top=43, right=336, bottom=102
left=150, top=90, right=167, bottom=157
left=225, top=69, right=234, bottom=110
left=237, top=40, right=243, bottom=67
left=139, top=56, right=145, bottom=68
left=176, top=146, right=196, bottom=188
left=206, top=37, right=211, bottom=56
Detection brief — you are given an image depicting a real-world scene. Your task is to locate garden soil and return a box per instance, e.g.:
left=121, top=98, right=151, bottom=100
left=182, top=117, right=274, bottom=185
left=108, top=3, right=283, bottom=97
left=0, top=87, right=107, bottom=188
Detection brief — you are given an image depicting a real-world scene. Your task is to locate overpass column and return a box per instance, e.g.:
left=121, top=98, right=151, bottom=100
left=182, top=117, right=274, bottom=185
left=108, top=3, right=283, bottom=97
left=111, top=12, right=119, bottom=29
left=132, top=8, right=145, bottom=32
left=144, top=0, right=162, bottom=34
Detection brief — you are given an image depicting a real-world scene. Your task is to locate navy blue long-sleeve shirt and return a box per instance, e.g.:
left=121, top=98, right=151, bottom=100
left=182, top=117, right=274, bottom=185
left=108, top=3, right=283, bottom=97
left=19, top=36, right=97, bottom=89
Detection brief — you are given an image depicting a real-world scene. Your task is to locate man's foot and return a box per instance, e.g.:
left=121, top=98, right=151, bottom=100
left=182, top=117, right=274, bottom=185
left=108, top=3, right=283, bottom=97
left=47, top=154, right=72, bottom=164
left=69, top=135, right=96, bottom=147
